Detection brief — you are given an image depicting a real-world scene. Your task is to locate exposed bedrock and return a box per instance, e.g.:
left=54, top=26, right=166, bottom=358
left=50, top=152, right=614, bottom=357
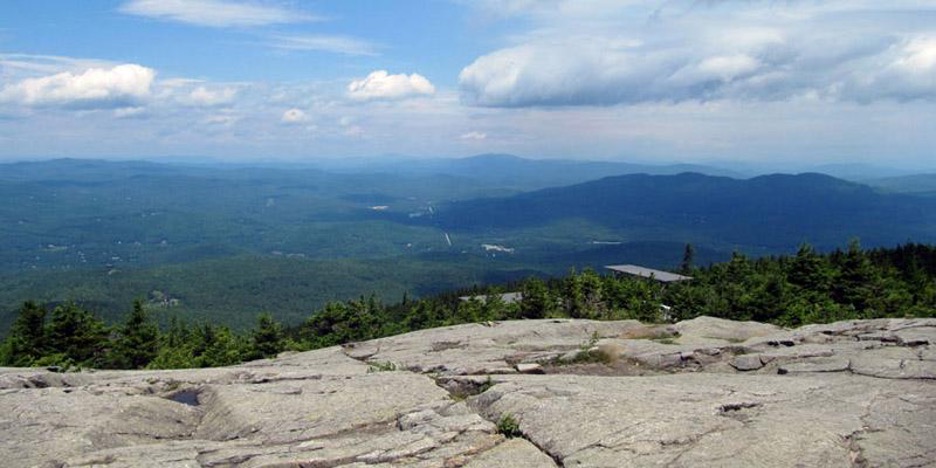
left=0, top=316, right=933, bottom=467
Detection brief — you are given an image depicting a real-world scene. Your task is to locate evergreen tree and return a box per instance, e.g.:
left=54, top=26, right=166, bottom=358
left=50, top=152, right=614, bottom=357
left=520, top=277, right=553, bottom=319
left=247, top=312, right=285, bottom=360
left=833, top=239, right=880, bottom=315
left=1, top=301, right=48, bottom=366
left=562, top=269, right=586, bottom=318
left=680, top=243, right=695, bottom=274
left=112, top=300, right=160, bottom=369
left=45, top=302, right=109, bottom=368
left=197, top=325, right=244, bottom=367
left=789, top=243, right=832, bottom=294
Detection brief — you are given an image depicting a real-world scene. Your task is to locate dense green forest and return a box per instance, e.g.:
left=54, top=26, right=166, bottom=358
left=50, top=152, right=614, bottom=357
left=4, top=159, right=935, bottom=335
left=2, top=242, right=933, bottom=370
left=425, top=172, right=936, bottom=252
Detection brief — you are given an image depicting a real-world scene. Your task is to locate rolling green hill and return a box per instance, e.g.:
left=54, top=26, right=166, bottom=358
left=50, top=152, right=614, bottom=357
left=864, top=174, right=936, bottom=196
left=424, top=172, right=936, bottom=252
left=3, top=158, right=934, bottom=335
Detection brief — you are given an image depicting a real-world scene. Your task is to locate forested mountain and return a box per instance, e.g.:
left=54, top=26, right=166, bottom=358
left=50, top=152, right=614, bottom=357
left=864, top=174, right=936, bottom=196
left=426, top=172, right=936, bottom=251
left=330, top=153, right=744, bottom=188
left=2, top=159, right=934, bottom=336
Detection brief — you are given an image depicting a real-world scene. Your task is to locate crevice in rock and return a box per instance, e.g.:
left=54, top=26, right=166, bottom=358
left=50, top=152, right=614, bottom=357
left=498, top=422, right=565, bottom=468
left=718, top=401, right=763, bottom=424
left=662, top=425, right=731, bottom=467
left=435, top=376, right=496, bottom=401
left=844, top=430, right=869, bottom=467
left=718, top=401, right=761, bottom=412
left=430, top=375, right=564, bottom=467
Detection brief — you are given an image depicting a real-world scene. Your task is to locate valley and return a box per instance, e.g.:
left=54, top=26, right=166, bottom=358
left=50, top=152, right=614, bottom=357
left=2, top=156, right=935, bottom=333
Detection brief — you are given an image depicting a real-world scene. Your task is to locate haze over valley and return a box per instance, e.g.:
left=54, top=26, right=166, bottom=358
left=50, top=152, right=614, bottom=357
left=1, top=155, right=933, bottom=332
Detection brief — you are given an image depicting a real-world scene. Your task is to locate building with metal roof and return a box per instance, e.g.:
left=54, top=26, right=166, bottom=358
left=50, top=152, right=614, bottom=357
left=604, top=264, right=692, bottom=283
left=458, top=292, right=523, bottom=304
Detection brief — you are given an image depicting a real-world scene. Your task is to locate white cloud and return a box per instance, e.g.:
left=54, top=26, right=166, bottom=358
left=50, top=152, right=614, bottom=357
left=696, top=55, right=762, bottom=83
left=459, top=2, right=936, bottom=107
left=120, top=0, right=319, bottom=28
left=837, top=35, right=936, bottom=102
left=270, top=35, right=379, bottom=56
left=347, top=70, right=436, bottom=101
left=186, top=86, right=237, bottom=106
left=457, top=0, right=567, bottom=20
left=281, top=108, right=307, bottom=123
left=203, top=113, right=239, bottom=126
left=0, top=54, right=117, bottom=76
left=460, top=131, right=487, bottom=140
left=896, top=36, right=936, bottom=73
left=459, top=40, right=652, bottom=107
left=113, top=106, right=147, bottom=118
left=0, top=64, right=155, bottom=109
left=344, top=125, right=364, bottom=137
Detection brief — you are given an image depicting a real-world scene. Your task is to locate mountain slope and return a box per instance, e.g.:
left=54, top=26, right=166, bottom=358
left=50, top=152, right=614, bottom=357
left=322, top=153, right=744, bottom=190
left=864, top=174, right=936, bottom=196
left=425, top=172, right=936, bottom=250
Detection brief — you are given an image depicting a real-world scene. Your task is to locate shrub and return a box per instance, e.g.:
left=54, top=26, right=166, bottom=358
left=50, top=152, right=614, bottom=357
left=497, top=413, right=522, bottom=438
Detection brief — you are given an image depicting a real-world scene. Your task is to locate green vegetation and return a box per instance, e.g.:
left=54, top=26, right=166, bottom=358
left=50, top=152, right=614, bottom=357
left=5, top=159, right=935, bottom=338
left=496, top=414, right=522, bottom=439
left=1, top=242, right=933, bottom=370
left=428, top=172, right=936, bottom=253
left=367, top=361, right=399, bottom=373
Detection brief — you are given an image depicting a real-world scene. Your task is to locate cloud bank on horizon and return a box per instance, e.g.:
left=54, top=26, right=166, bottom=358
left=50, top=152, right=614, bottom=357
left=0, top=0, right=933, bottom=169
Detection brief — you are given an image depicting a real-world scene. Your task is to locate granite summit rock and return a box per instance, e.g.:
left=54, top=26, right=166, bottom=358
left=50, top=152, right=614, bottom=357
left=1, top=316, right=933, bottom=467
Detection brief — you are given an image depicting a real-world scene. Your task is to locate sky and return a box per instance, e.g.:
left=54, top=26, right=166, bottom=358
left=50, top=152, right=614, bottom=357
left=0, top=0, right=934, bottom=169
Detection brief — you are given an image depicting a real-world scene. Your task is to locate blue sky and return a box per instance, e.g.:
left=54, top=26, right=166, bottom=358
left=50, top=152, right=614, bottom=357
left=0, top=1, right=934, bottom=169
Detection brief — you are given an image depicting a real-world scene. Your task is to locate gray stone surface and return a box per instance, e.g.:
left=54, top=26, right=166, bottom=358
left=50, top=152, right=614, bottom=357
left=463, top=438, right=558, bottom=467
left=0, top=316, right=933, bottom=467
left=729, top=353, right=765, bottom=371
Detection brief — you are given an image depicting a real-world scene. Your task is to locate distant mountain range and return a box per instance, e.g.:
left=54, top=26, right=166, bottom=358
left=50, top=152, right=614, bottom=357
left=2, top=157, right=934, bottom=333
left=313, top=153, right=746, bottom=190
left=863, top=174, right=936, bottom=195
left=422, top=172, right=936, bottom=252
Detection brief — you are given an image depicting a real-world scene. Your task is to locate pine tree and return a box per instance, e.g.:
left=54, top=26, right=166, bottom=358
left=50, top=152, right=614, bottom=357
left=1, top=301, right=48, bottom=366
left=112, top=300, right=160, bottom=369
left=520, top=277, right=553, bottom=319
left=789, top=243, right=832, bottom=294
left=680, top=243, right=695, bottom=274
left=46, top=302, right=109, bottom=368
left=248, top=312, right=285, bottom=360
left=833, top=239, right=880, bottom=316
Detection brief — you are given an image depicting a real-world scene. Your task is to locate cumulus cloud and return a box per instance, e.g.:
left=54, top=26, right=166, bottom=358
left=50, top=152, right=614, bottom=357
left=347, top=70, right=435, bottom=101
left=120, top=0, right=319, bottom=28
left=0, top=63, right=155, bottom=109
left=281, top=108, right=307, bottom=123
left=854, top=35, right=936, bottom=101
left=459, top=2, right=936, bottom=107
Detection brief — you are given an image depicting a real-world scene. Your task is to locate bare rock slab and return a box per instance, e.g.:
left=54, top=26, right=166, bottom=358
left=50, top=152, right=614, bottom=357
left=0, top=316, right=933, bottom=467
left=469, top=373, right=935, bottom=467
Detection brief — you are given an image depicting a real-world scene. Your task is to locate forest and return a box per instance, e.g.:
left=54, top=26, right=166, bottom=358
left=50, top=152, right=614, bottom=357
left=3, top=158, right=935, bottom=335
left=2, top=241, right=933, bottom=370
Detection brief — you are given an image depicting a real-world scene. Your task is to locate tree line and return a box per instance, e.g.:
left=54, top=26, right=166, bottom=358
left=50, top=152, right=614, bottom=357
left=2, top=241, right=933, bottom=370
